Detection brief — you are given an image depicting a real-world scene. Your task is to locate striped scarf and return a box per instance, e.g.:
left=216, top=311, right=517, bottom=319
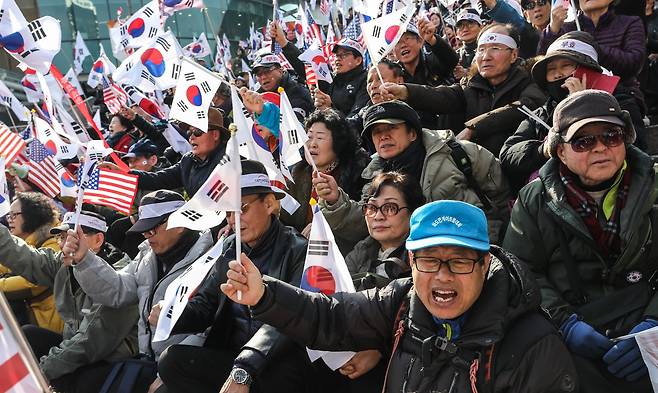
left=559, top=162, right=631, bottom=259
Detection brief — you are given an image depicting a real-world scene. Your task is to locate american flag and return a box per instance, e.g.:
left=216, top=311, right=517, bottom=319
left=322, top=23, right=337, bottom=61
left=0, top=123, right=26, bottom=165
left=78, top=163, right=138, bottom=215
left=102, top=75, right=128, bottom=114
left=304, top=7, right=324, bottom=46
left=16, top=145, right=59, bottom=198
left=319, top=0, right=331, bottom=18
left=305, top=65, right=318, bottom=88
left=344, top=15, right=369, bottom=66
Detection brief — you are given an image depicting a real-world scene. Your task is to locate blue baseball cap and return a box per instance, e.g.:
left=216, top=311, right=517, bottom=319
left=406, top=200, right=490, bottom=252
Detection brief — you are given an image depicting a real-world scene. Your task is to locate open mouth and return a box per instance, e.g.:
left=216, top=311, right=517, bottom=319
left=432, top=289, right=457, bottom=303
left=400, top=49, right=410, bottom=57
left=379, top=143, right=394, bottom=150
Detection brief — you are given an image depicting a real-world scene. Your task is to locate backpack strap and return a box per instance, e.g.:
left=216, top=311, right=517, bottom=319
left=447, top=139, right=492, bottom=211
left=380, top=292, right=411, bottom=393
left=99, top=362, right=125, bottom=393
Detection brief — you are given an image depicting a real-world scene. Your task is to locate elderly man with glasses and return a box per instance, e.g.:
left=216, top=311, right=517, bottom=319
left=504, top=90, right=658, bottom=393
left=221, top=199, right=578, bottom=393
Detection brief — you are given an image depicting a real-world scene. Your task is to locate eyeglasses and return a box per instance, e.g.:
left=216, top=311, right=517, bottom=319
left=254, top=67, right=277, bottom=77
left=227, top=196, right=263, bottom=216
left=475, top=45, right=513, bottom=57
left=334, top=51, right=354, bottom=60
left=412, top=255, right=483, bottom=274
left=7, top=212, right=22, bottom=220
left=522, top=0, right=548, bottom=10
left=186, top=128, right=205, bottom=138
left=361, top=202, right=408, bottom=218
left=562, top=128, right=625, bottom=153
left=142, top=220, right=168, bottom=237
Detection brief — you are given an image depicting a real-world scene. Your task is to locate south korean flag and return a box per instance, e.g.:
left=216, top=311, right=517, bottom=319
left=362, top=4, right=415, bottom=63
left=113, top=31, right=184, bottom=92
left=118, top=0, right=163, bottom=50
left=0, top=16, right=61, bottom=74
left=167, top=132, right=241, bottom=231
left=169, top=57, right=222, bottom=131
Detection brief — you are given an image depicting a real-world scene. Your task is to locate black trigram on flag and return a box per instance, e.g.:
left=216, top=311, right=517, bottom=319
left=400, top=14, right=408, bottom=23
left=176, top=285, right=189, bottom=302
left=140, top=70, right=156, bottom=85
left=288, top=129, right=299, bottom=145
left=166, top=305, right=174, bottom=318
left=181, top=209, right=203, bottom=221
left=203, top=255, right=216, bottom=265
left=43, top=128, right=52, bottom=137
left=0, top=10, right=5, bottom=23
left=1, top=96, right=11, bottom=105
left=157, top=36, right=171, bottom=51
left=171, top=64, right=181, bottom=80
left=200, top=81, right=211, bottom=94
left=196, top=111, right=206, bottom=119
left=372, top=25, right=382, bottom=39
left=176, top=101, right=189, bottom=112
left=184, top=72, right=195, bottom=82
left=206, top=179, right=228, bottom=202
left=147, top=27, right=159, bottom=38
left=378, top=47, right=387, bottom=56
left=60, top=145, right=69, bottom=154
left=88, top=152, right=104, bottom=161
left=120, top=38, right=129, bottom=48
left=120, top=25, right=127, bottom=36
left=29, top=20, right=46, bottom=41
left=143, top=6, right=154, bottom=17
left=308, top=240, right=330, bottom=256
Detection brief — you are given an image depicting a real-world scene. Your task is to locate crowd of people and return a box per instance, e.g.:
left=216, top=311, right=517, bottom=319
left=2, top=0, right=658, bottom=392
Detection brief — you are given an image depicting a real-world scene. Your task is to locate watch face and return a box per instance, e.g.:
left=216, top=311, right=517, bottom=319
left=232, top=368, right=249, bottom=384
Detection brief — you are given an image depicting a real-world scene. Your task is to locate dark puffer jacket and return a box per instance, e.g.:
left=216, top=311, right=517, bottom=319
left=327, top=67, right=370, bottom=119
left=250, top=246, right=578, bottom=393
left=171, top=218, right=306, bottom=376
left=130, top=143, right=227, bottom=198
left=405, top=60, right=546, bottom=156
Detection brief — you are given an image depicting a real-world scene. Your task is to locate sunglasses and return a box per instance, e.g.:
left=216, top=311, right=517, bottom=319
left=563, top=128, right=625, bottom=153
left=522, top=0, right=548, bottom=10
left=186, top=128, right=205, bottom=138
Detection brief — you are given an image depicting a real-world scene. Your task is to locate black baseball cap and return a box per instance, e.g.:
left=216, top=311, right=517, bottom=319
left=361, top=100, right=422, bottom=139
left=124, top=139, right=159, bottom=159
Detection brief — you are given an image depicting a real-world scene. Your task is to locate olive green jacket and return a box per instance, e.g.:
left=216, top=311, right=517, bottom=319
left=503, top=146, right=658, bottom=329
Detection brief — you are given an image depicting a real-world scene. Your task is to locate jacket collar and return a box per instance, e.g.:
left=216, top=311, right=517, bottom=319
left=467, top=60, right=528, bottom=96
left=334, top=66, right=365, bottom=82
left=191, top=142, right=227, bottom=167
left=406, top=246, right=540, bottom=349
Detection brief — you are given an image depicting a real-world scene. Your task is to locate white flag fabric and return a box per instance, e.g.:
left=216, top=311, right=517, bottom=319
left=153, top=236, right=224, bottom=343
left=362, top=4, right=414, bottom=63
left=634, top=327, right=658, bottom=392
left=64, top=67, right=85, bottom=96
left=0, top=157, right=10, bottom=217
left=0, top=80, right=29, bottom=121
left=160, top=0, right=205, bottom=20
left=162, top=123, right=192, bottom=154
left=19, top=75, right=40, bottom=103
left=279, top=89, right=308, bottom=167
left=169, top=57, right=222, bottom=131
left=298, top=41, right=333, bottom=84
left=113, top=31, right=184, bottom=92
left=183, top=32, right=212, bottom=58
left=107, top=20, right=129, bottom=61
left=302, top=205, right=355, bottom=369
left=73, top=31, right=91, bottom=75
left=230, top=86, right=285, bottom=178
left=33, top=117, right=78, bottom=160
left=87, top=53, right=116, bottom=89
left=168, top=133, right=241, bottom=230
left=0, top=292, right=50, bottom=393
left=0, top=16, right=61, bottom=74
left=117, top=0, right=163, bottom=51
left=55, top=102, right=91, bottom=143
left=0, top=0, right=28, bottom=37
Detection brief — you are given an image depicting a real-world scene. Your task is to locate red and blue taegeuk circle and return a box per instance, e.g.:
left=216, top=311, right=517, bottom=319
left=60, top=172, right=75, bottom=187
left=44, top=140, right=58, bottom=155
left=164, top=0, right=183, bottom=6
left=141, top=48, right=166, bottom=77
left=127, top=18, right=146, bottom=38
left=384, top=26, right=400, bottom=45
left=92, top=60, right=105, bottom=73
left=186, top=85, right=203, bottom=106
left=191, top=43, right=202, bottom=53
left=300, top=266, right=336, bottom=295
left=21, top=78, right=37, bottom=91
left=1, top=32, right=25, bottom=53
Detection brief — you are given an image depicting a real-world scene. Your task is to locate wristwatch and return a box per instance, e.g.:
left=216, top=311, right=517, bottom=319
left=230, top=367, right=253, bottom=386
